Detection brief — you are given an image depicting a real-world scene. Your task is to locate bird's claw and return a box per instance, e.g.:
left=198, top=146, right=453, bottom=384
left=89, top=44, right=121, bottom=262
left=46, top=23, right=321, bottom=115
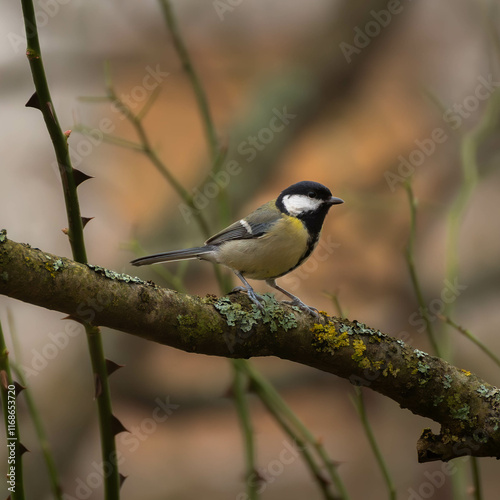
left=282, top=299, right=320, bottom=318
left=231, top=286, right=265, bottom=310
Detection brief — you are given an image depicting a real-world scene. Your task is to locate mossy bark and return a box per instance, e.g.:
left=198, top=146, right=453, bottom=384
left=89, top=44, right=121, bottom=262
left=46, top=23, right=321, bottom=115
left=1, top=230, right=499, bottom=462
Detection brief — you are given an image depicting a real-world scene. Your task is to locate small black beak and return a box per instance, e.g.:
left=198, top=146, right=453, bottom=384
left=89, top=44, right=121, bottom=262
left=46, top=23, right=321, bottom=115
left=327, top=196, right=344, bottom=206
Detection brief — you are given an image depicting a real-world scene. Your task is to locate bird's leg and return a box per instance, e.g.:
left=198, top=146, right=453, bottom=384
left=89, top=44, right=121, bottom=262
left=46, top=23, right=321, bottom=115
left=233, top=272, right=264, bottom=309
left=266, top=279, right=320, bottom=318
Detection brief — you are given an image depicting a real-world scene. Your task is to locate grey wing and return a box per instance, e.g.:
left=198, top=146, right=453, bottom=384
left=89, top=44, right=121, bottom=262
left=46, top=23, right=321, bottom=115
left=205, top=200, right=280, bottom=245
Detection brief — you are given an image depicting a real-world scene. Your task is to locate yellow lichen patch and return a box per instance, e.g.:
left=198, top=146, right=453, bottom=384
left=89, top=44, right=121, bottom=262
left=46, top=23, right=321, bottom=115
left=358, top=358, right=372, bottom=370
left=382, top=362, right=400, bottom=378
left=460, top=369, right=471, bottom=376
left=351, top=339, right=366, bottom=362
left=311, top=322, right=349, bottom=354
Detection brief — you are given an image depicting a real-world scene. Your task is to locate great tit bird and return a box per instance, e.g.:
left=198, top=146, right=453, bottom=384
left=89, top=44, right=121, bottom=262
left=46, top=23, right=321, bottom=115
left=131, top=180, right=344, bottom=315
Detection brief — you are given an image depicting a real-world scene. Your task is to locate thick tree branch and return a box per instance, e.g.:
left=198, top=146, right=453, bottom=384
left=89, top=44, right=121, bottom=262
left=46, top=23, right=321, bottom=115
left=1, top=230, right=499, bottom=462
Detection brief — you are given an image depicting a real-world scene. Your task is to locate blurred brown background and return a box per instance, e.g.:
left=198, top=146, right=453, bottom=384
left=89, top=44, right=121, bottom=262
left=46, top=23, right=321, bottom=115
left=1, top=0, right=500, bottom=499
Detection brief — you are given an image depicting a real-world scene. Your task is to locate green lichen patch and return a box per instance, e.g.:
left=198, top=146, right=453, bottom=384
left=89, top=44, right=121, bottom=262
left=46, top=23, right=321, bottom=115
left=447, top=393, right=471, bottom=422
left=213, top=294, right=297, bottom=334
left=1, top=271, right=8, bottom=282
left=87, top=264, right=147, bottom=285
left=451, top=404, right=470, bottom=421
left=43, top=255, right=65, bottom=277
left=352, top=320, right=387, bottom=342
left=416, top=361, right=431, bottom=385
left=0, top=229, right=7, bottom=243
left=443, top=374, right=453, bottom=389
left=433, top=395, right=444, bottom=406
left=338, top=323, right=354, bottom=335
left=476, top=384, right=500, bottom=401
left=414, top=349, right=428, bottom=359
left=214, top=297, right=257, bottom=333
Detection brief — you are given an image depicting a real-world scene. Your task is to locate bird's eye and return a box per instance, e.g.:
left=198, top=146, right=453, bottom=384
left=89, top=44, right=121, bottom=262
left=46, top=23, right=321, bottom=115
left=307, top=191, right=316, bottom=198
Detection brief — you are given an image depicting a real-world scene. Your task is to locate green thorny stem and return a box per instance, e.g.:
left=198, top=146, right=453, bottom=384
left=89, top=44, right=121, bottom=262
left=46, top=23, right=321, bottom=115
left=20, top=1, right=121, bottom=498
left=0, top=319, right=25, bottom=500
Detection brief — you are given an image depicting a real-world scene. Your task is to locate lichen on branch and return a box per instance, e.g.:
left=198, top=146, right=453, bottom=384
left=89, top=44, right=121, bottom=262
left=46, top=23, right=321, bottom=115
left=1, top=230, right=499, bottom=463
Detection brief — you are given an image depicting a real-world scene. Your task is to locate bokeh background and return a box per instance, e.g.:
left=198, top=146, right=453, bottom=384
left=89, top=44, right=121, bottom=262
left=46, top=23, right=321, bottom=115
left=1, top=0, right=500, bottom=498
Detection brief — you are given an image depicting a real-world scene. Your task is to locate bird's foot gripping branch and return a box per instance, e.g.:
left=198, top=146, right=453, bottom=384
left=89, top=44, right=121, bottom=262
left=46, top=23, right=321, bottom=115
left=1, top=229, right=500, bottom=462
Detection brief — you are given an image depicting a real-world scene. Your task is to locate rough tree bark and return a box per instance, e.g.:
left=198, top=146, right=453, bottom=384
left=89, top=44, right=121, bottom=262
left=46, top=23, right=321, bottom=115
left=1, top=230, right=499, bottom=463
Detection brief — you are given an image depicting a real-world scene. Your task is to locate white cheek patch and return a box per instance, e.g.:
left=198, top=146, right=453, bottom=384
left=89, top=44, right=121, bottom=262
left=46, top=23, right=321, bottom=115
left=282, top=194, right=322, bottom=216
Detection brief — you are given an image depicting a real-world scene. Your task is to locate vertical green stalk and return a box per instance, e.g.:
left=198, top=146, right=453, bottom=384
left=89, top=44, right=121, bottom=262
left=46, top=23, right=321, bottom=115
left=232, top=359, right=259, bottom=500
left=0, top=320, right=25, bottom=500
left=159, top=0, right=231, bottom=226
left=241, top=362, right=349, bottom=500
left=158, top=0, right=220, bottom=162
left=403, top=180, right=442, bottom=358
left=9, top=310, right=62, bottom=499
left=352, top=388, right=396, bottom=500
left=471, top=456, right=482, bottom=500
left=19, top=1, right=120, bottom=498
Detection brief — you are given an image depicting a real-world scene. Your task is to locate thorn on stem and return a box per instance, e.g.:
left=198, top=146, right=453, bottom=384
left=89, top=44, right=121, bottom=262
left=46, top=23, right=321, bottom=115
left=25, top=92, right=41, bottom=110
left=119, top=474, right=127, bottom=488
left=73, top=169, right=94, bottom=187
left=111, top=414, right=128, bottom=436
left=82, top=217, right=94, bottom=229
left=105, top=359, right=124, bottom=376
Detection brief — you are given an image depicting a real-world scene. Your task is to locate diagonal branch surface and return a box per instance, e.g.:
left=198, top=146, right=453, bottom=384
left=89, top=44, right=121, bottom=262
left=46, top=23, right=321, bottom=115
left=1, top=230, right=499, bottom=463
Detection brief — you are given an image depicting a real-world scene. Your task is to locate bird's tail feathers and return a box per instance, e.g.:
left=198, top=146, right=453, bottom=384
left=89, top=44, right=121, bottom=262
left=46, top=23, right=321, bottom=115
left=130, top=246, right=215, bottom=266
